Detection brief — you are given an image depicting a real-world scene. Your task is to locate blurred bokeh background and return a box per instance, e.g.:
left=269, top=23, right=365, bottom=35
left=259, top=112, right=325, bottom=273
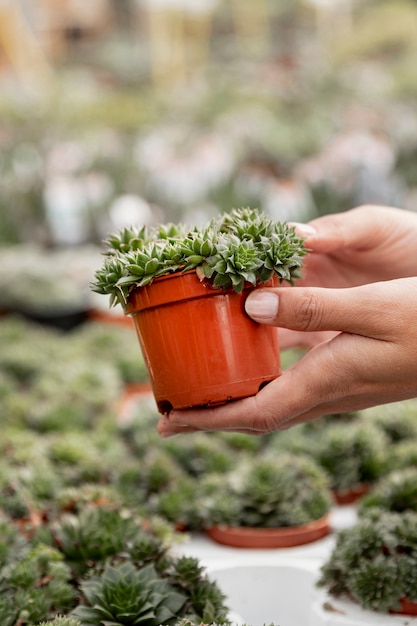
left=1, top=0, right=417, bottom=315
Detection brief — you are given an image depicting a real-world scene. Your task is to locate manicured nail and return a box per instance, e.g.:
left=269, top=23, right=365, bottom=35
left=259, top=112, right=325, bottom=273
left=289, top=222, right=317, bottom=238
left=245, top=291, right=279, bottom=321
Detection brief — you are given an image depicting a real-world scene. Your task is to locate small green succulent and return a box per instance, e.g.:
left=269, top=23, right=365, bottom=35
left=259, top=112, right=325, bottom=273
left=198, top=453, right=332, bottom=528
left=38, top=618, right=81, bottom=626
left=72, top=555, right=230, bottom=626
left=72, top=561, right=187, bottom=625
left=318, top=511, right=417, bottom=613
left=92, top=207, right=307, bottom=308
left=358, top=467, right=417, bottom=516
left=0, top=544, right=75, bottom=625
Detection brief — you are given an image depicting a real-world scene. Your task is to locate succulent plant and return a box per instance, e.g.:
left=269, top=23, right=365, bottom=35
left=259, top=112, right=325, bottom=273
left=0, top=544, right=75, bottom=625
left=163, top=433, right=234, bottom=478
left=318, top=511, right=417, bottom=613
left=72, top=321, right=149, bottom=385
left=92, top=207, right=307, bottom=308
left=51, top=507, right=143, bottom=575
left=149, top=476, right=202, bottom=531
left=307, top=421, right=389, bottom=494
left=38, top=617, right=81, bottom=626
left=198, top=453, right=332, bottom=528
left=72, top=554, right=230, bottom=626
left=358, top=467, right=417, bottom=516
left=72, top=561, right=188, bottom=625
left=363, top=399, right=417, bottom=443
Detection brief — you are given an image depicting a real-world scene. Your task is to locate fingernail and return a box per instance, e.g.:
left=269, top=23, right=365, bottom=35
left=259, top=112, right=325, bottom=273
left=245, top=291, right=279, bottom=321
left=289, top=222, right=317, bottom=238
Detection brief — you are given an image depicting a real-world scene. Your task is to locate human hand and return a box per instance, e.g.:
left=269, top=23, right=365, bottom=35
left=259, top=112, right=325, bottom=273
left=158, top=276, right=417, bottom=437
left=280, top=204, right=417, bottom=350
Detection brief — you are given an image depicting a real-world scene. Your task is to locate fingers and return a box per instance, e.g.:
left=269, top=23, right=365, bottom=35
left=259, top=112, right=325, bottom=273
left=279, top=328, right=339, bottom=350
left=245, top=280, right=404, bottom=339
left=157, top=330, right=401, bottom=438
left=291, top=205, right=411, bottom=255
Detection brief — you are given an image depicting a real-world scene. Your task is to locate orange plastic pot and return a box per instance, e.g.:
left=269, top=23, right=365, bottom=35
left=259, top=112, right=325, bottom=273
left=125, top=271, right=281, bottom=414
left=205, top=514, right=331, bottom=549
left=393, top=597, right=417, bottom=616
left=333, top=483, right=370, bottom=505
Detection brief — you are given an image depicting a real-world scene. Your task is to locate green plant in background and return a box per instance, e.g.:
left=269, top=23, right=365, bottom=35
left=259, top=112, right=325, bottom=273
left=73, top=561, right=188, bottom=626
left=92, top=207, right=307, bottom=308
left=52, top=484, right=123, bottom=516
left=358, top=467, right=417, bottom=517
left=307, top=421, right=389, bottom=495
left=115, top=447, right=187, bottom=515
left=386, top=439, right=417, bottom=472
left=72, top=321, right=149, bottom=386
left=149, top=476, right=202, bottom=532
left=39, top=618, right=81, bottom=626
left=0, top=513, right=26, bottom=568
left=363, top=399, right=417, bottom=443
left=0, top=544, right=75, bottom=625
left=198, top=453, right=332, bottom=528
left=318, top=511, right=417, bottom=613
left=163, top=433, right=234, bottom=478
left=73, top=553, right=230, bottom=626
left=50, top=507, right=144, bottom=576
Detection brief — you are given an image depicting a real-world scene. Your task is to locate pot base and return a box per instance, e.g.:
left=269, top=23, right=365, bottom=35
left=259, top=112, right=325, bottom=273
left=205, top=514, right=331, bottom=549
left=156, top=376, right=275, bottom=414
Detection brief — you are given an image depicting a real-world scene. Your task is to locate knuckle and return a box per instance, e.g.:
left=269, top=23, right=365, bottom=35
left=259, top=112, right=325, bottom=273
left=296, top=291, right=324, bottom=331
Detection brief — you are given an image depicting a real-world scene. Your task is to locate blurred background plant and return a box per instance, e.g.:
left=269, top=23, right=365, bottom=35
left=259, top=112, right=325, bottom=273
left=1, top=0, right=416, bottom=252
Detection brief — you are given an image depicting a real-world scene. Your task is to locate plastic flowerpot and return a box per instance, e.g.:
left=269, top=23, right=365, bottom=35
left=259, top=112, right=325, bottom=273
left=125, top=270, right=281, bottom=414
left=205, top=514, right=331, bottom=549
left=333, top=483, right=370, bottom=505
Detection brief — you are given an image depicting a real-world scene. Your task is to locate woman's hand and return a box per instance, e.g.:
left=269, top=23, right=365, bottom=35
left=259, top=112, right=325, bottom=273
left=158, top=277, right=417, bottom=436
left=280, top=204, right=417, bottom=350
left=157, top=205, right=417, bottom=437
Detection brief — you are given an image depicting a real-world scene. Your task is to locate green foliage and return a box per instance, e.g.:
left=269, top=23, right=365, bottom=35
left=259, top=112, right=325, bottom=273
left=150, top=477, right=202, bottom=531
left=163, top=433, right=234, bottom=478
left=161, top=556, right=230, bottom=625
left=50, top=507, right=143, bottom=575
left=358, top=467, right=417, bottom=516
left=72, top=554, right=230, bottom=626
left=199, top=453, right=332, bottom=528
left=309, top=421, right=389, bottom=493
left=0, top=544, right=75, bottom=625
left=364, top=400, right=417, bottom=443
left=318, top=512, right=417, bottom=612
left=38, top=617, right=81, bottom=626
left=73, top=561, right=187, bottom=625
left=71, top=321, right=149, bottom=385
left=92, top=207, right=307, bottom=307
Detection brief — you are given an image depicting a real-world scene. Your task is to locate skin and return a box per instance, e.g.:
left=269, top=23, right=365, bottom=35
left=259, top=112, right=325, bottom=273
left=158, top=205, right=417, bottom=437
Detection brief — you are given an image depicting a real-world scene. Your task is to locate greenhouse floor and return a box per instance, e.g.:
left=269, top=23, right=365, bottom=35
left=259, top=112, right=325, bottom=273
left=176, top=506, right=417, bottom=626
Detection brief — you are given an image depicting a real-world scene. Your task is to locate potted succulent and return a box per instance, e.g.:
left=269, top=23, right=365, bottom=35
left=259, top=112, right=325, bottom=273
left=0, top=542, right=75, bottom=625
left=316, top=511, right=417, bottom=617
left=198, top=453, right=332, bottom=548
left=312, top=421, right=390, bottom=505
left=363, top=399, right=417, bottom=444
left=267, top=416, right=389, bottom=504
left=92, top=207, right=307, bottom=413
left=358, top=466, right=417, bottom=517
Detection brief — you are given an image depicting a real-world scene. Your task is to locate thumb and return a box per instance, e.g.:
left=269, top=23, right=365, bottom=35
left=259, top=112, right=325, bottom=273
left=245, top=282, right=401, bottom=339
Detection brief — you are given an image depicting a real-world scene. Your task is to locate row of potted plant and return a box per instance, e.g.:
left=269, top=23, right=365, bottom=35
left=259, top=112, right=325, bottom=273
left=0, top=503, right=233, bottom=625
left=2, top=308, right=417, bottom=621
